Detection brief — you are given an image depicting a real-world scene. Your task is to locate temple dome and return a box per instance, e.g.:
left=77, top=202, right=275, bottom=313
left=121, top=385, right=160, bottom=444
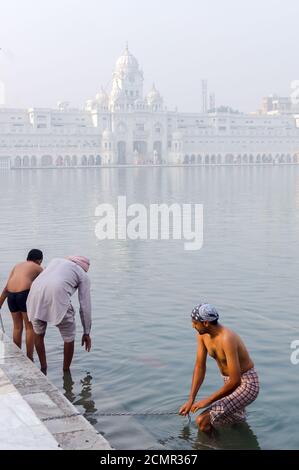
left=115, top=45, right=139, bottom=72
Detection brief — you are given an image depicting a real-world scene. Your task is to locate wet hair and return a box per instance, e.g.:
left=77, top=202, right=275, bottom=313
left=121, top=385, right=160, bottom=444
left=210, top=319, right=218, bottom=326
left=27, top=249, right=43, bottom=262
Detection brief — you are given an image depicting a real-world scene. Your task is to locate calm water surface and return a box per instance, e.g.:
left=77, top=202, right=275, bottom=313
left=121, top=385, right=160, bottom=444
left=1, top=166, right=299, bottom=450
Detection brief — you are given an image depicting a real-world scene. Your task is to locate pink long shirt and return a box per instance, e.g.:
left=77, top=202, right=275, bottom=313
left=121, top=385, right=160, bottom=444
left=27, top=258, right=91, bottom=335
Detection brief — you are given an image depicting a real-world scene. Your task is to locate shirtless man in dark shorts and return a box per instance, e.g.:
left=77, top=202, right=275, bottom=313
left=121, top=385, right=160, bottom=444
left=0, top=249, right=43, bottom=360
left=179, top=304, right=259, bottom=432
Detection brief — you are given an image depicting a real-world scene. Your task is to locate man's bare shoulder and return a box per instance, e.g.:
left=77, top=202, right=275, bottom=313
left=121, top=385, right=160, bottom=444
left=30, top=263, right=43, bottom=274
left=12, top=262, right=27, bottom=271
left=197, top=333, right=208, bottom=348
left=221, top=327, right=241, bottom=348
left=20, top=261, right=43, bottom=275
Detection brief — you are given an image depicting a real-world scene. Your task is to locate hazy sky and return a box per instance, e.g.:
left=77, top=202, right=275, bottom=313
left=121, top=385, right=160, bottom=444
left=0, top=0, right=298, bottom=112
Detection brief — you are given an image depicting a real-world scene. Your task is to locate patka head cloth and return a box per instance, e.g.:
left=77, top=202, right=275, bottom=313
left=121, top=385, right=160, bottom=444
left=67, top=256, right=90, bottom=272
left=191, top=304, right=219, bottom=322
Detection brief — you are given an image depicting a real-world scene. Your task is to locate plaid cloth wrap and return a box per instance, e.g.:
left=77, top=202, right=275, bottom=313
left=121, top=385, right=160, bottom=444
left=209, top=368, right=259, bottom=426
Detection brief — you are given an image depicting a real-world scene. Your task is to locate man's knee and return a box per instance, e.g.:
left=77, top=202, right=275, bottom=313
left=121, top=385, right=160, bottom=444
left=196, top=414, right=212, bottom=432
left=24, top=320, right=33, bottom=331
left=14, top=325, right=23, bottom=333
left=35, top=332, right=46, bottom=342
left=32, top=319, right=47, bottom=337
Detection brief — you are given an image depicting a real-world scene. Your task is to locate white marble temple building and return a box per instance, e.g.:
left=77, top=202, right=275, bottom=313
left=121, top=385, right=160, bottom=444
left=0, top=46, right=299, bottom=169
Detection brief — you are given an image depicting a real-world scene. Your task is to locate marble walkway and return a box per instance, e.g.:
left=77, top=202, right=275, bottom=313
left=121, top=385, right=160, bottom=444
left=0, top=331, right=111, bottom=450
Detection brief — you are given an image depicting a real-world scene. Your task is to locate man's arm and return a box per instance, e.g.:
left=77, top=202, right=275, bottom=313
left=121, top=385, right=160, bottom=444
left=77, top=274, right=92, bottom=336
left=0, top=287, right=8, bottom=309
left=179, top=335, right=207, bottom=415
left=33, top=265, right=43, bottom=279
left=192, top=335, right=241, bottom=411
left=0, top=268, right=14, bottom=309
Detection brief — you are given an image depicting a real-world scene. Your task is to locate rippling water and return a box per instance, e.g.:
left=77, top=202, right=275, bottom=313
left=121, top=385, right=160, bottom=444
left=1, top=166, right=299, bottom=449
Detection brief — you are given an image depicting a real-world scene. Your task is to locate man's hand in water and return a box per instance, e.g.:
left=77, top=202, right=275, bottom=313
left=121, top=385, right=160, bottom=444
left=191, top=398, right=210, bottom=413
left=81, top=334, right=91, bottom=352
left=179, top=399, right=194, bottom=416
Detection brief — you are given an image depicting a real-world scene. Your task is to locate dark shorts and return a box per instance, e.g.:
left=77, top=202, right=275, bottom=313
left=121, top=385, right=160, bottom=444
left=7, top=290, right=30, bottom=313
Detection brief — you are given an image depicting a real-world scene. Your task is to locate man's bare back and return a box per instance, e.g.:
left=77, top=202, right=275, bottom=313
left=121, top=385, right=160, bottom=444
left=0, top=249, right=44, bottom=362
left=7, top=261, right=43, bottom=293
left=200, top=326, right=254, bottom=376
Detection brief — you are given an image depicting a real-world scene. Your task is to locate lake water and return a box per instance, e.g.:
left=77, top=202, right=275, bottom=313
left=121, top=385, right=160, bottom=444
left=1, top=166, right=299, bottom=450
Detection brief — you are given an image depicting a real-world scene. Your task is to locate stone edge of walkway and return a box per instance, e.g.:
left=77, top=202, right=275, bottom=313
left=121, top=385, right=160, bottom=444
left=0, top=331, right=112, bottom=450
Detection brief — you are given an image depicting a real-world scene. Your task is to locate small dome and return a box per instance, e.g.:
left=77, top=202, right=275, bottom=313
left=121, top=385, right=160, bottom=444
left=85, top=99, right=96, bottom=111
left=147, top=84, right=163, bottom=106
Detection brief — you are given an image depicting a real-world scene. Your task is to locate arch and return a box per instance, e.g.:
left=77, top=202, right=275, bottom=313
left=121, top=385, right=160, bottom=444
left=293, top=154, right=298, bottom=164
left=184, top=155, right=190, bottom=164
left=96, top=155, right=102, bottom=166
left=81, top=155, right=88, bottom=166
left=205, top=155, right=210, bottom=164
left=242, top=154, right=248, bottom=164
left=117, top=141, right=127, bottom=164
left=236, top=155, right=241, bottom=164
left=41, top=155, right=53, bottom=167
left=256, top=154, right=261, bottom=164
left=190, top=154, right=196, bottom=164
left=287, top=154, right=292, bottom=163
left=211, top=154, right=216, bottom=164
left=23, top=156, right=30, bottom=167
left=31, top=156, right=37, bottom=167
left=217, top=154, right=222, bottom=164
left=197, top=155, right=202, bottom=164
left=249, top=154, right=254, bottom=164
left=88, top=155, right=95, bottom=166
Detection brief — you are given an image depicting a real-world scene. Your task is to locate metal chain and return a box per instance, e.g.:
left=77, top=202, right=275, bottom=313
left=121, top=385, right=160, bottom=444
left=96, top=411, right=191, bottom=423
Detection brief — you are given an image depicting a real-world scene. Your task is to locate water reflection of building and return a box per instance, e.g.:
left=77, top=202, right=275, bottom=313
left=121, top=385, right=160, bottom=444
left=0, top=46, right=299, bottom=169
